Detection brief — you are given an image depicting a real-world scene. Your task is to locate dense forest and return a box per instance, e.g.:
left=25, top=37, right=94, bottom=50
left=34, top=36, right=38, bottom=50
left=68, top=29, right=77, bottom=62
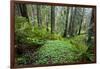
left=15, top=3, right=95, bottom=66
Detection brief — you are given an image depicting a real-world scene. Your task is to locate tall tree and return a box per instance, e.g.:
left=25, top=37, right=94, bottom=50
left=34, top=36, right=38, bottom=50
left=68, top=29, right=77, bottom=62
left=71, top=8, right=77, bottom=36
left=15, top=4, right=21, bottom=16
left=26, top=4, right=34, bottom=25
left=43, top=6, right=50, bottom=31
left=68, top=7, right=75, bottom=37
left=46, top=12, right=49, bottom=31
left=78, top=8, right=85, bottom=35
left=51, top=6, right=55, bottom=34
left=37, top=5, right=42, bottom=28
left=19, top=4, right=28, bottom=19
left=87, top=8, right=94, bottom=44
left=63, top=7, right=69, bottom=37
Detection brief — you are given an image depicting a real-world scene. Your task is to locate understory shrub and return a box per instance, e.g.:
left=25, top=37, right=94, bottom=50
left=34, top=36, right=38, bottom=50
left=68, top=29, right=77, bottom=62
left=68, top=35, right=94, bottom=62
left=16, top=54, right=30, bottom=65
left=15, top=16, right=95, bottom=65
left=15, top=16, right=33, bottom=44
left=33, top=40, right=86, bottom=64
left=46, top=34, right=63, bottom=40
left=27, top=38, right=46, bottom=46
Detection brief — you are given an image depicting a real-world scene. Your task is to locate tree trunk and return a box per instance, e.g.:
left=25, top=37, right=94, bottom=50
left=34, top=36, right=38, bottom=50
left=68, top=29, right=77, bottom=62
left=26, top=4, right=34, bottom=25
left=15, top=4, right=21, bottom=16
left=63, top=7, right=69, bottom=37
left=37, top=5, right=42, bottom=28
left=71, top=8, right=77, bottom=36
left=19, top=4, right=28, bottom=19
left=87, top=8, right=94, bottom=44
left=46, top=14, right=49, bottom=31
left=51, top=6, right=55, bottom=34
left=68, top=7, right=75, bottom=37
left=78, top=8, right=85, bottom=35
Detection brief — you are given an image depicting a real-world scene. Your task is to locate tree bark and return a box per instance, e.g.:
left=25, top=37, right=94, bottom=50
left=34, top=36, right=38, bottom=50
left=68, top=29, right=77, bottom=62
left=37, top=5, right=42, bottom=28
left=19, top=4, right=28, bottom=19
left=15, top=4, right=21, bottom=16
left=63, top=7, right=69, bottom=37
left=26, top=4, right=34, bottom=25
left=68, top=7, right=75, bottom=37
left=78, top=8, right=85, bottom=35
left=46, top=14, right=49, bottom=31
left=87, top=8, right=94, bottom=44
left=51, top=6, right=55, bottom=34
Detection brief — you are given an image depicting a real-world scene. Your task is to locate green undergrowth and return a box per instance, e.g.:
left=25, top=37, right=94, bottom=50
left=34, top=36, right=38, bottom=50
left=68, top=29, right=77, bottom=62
left=33, top=35, right=89, bottom=64
left=16, top=35, right=95, bottom=65
left=15, top=16, right=95, bottom=65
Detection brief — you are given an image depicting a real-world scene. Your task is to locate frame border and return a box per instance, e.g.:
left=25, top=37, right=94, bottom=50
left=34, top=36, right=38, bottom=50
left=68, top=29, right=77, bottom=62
left=10, top=0, right=96, bottom=68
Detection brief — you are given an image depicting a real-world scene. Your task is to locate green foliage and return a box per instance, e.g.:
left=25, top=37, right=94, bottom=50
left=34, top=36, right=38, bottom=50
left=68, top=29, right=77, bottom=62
left=32, top=26, right=49, bottom=39
left=33, top=40, right=89, bottom=64
left=31, top=25, right=63, bottom=40
left=27, top=38, right=46, bottom=46
left=33, top=40, right=71, bottom=64
left=15, top=16, right=95, bottom=65
left=80, top=50, right=95, bottom=62
left=46, top=34, right=63, bottom=40
left=82, top=46, right=95, bottom=62
left=16, top=55, right=30, bottom=65
left=69, top=35, right=88, bottom=55
left=69, top=35, right=86, bottom=44
left=68, top=35, right=94, bottom=62
left=15, top=16, right=33, bottom=44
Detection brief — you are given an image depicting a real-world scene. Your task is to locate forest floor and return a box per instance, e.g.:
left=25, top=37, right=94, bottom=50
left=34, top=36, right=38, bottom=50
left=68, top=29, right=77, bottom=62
left=15, top=35, right=94, bottom=66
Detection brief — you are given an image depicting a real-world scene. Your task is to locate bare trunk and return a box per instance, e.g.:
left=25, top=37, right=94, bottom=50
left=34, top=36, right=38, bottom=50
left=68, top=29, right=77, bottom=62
left=51, top=6, right=55, bottom=34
